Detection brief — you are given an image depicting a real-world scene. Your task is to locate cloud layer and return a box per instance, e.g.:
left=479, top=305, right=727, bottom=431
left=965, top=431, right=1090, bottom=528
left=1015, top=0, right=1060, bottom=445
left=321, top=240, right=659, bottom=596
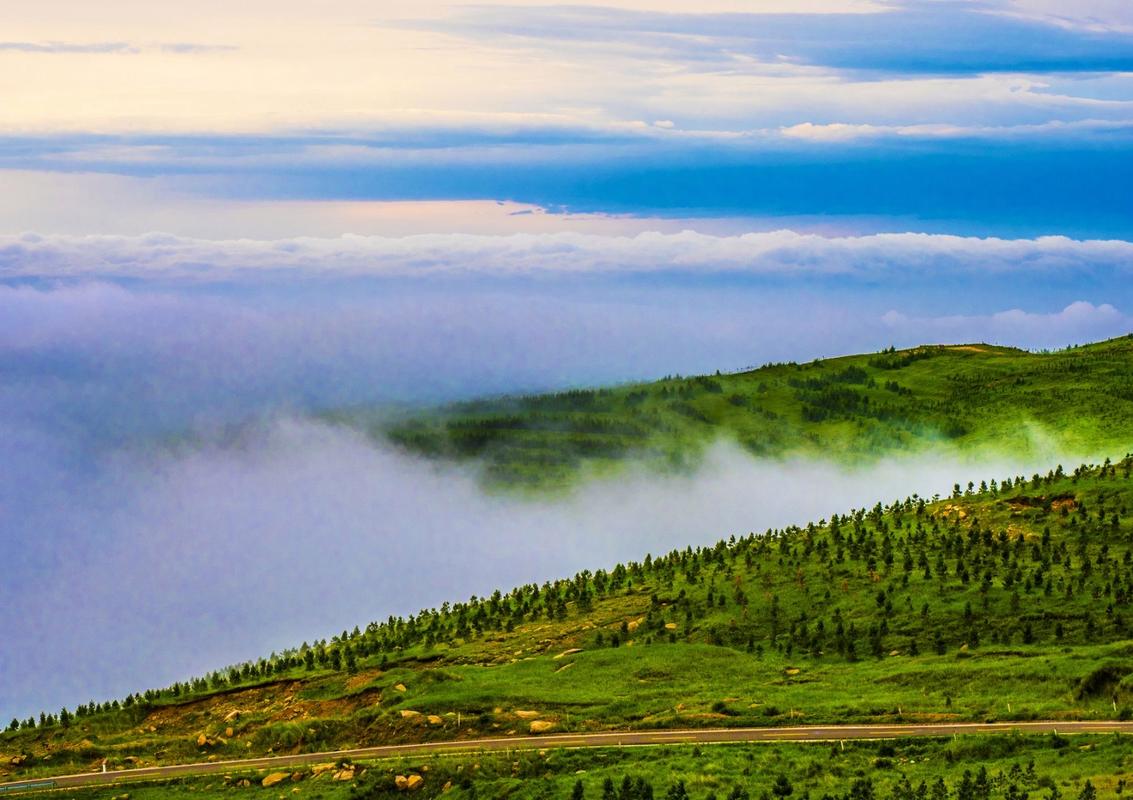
left=5, top=3, right=1133, bottom=236
left=881, top=301, right=1130, bottom=347
left=5, top=230, right=1133, bottom=283
left=1, top=264, right=1129, bottom=722
left=425, top=2, right=1133, bottom=75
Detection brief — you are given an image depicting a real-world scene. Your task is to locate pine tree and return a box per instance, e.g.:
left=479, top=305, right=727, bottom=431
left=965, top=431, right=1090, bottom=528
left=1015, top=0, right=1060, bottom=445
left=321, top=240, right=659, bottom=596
left=620, top=775, right=635, bottom=800
left=849, top=779, right=875, bottom=800
left=772, top=775, right=794, bottom=799
left=665, top=780, right=689, bottom=800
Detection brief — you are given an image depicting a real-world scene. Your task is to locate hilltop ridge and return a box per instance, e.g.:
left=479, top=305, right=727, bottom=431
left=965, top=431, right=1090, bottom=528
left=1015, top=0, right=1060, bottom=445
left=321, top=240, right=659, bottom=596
left=349, top=335, right=1133, bottom=486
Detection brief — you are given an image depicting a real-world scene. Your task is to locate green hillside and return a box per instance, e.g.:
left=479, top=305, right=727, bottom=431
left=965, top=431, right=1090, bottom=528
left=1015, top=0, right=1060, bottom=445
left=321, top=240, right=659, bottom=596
left=359, top=336, right=1133, bottom=486
left=4, top=455, right=1133, bottom=788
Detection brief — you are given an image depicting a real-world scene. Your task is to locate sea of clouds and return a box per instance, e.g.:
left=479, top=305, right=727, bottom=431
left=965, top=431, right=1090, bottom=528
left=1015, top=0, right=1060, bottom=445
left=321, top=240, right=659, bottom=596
left=3, top=229, right=1133, bottom=281
left=1, top=230, right=1131, bottom=721
left=0, top=415, right=1077, bottom=724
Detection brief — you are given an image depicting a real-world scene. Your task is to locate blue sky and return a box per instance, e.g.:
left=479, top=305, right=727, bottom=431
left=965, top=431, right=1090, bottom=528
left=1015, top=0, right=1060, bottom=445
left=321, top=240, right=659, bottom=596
left=3, top=0, right=1133, bottom=723
left=2, top=0, right=1133, bottom=237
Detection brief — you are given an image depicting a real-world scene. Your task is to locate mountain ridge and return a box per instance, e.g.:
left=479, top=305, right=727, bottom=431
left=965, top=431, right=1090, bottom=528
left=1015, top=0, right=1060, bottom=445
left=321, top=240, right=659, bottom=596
left=348, top=335, right=1133, bottom=487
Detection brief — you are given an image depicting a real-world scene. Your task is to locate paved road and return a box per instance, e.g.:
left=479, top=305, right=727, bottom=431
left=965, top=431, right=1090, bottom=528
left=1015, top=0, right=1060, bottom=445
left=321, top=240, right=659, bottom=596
left=2, top=721, right=1131, bottom=794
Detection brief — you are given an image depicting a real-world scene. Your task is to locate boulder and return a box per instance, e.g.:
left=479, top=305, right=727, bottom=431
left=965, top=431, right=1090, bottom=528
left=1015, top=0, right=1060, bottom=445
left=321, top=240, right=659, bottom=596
left=406, top=774, right=425, bottom=791
left=514, top=710, right=540, bottom=720
left=10, top=755, right=27, bottom=766
left=311, top=763, right=336, bottom=776
left=225, top=727, right=234, bottom=738
left=394, top=683, right=408, bottom=693
left=395, top=775, right=409, bottom=790
left=333, top=768, right=355, bottom=781
left=399, top=709, right=422, bottom=719
left=529, top=720, right=554, bottom=733
left=262, top=772, right=290, bottom=787
left=427, top=715, right=444, bottom=726
left=196, top=733, right=208, bottom=747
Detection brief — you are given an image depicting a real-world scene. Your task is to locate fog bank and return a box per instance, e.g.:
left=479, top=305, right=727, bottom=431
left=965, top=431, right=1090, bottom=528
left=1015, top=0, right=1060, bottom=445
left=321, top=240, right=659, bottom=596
left=1, top=277, right=1127, bottom=722
left=0, top=418, right=1077, bottom=721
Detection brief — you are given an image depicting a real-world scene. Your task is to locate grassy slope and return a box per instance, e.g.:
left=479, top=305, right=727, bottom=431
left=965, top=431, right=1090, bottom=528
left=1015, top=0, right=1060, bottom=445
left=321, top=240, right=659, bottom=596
left=364, top=336, right=1133, bottom=487
left=4, top=456, right=1133, bottom=785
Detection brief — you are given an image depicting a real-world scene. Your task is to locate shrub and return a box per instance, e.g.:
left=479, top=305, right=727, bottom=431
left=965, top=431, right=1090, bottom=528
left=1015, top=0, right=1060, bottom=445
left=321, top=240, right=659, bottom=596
left=1075, top=664, right=1132, bottom=700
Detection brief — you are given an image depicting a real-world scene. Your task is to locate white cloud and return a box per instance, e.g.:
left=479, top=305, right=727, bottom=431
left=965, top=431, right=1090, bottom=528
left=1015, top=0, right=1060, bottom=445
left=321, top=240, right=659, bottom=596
left=779, top=118, right=1133, bottom=142
left=996, top=0, right=1133, bottom=33
left=3, top=1, right=1131, bottom=135
left=3, top=229, right=1132, bottom=283
left=0, top=40, right=232, bottom=55
left=881, top=301, right=1129, bottom=347
left=0, top=41, right=137, bottom=53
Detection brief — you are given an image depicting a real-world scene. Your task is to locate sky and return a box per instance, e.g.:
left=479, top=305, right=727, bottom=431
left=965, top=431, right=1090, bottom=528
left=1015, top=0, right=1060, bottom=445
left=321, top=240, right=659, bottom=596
left=3, top=0, right=1133, bottom=237
left=2, top=0, right=1133, bottom=722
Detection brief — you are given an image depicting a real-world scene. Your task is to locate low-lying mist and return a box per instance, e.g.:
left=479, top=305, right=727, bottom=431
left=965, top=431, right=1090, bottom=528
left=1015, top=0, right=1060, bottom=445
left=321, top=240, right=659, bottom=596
left=0, top=416, right=1083, bottom=722
left=1, top=277, right=1127, bottom=724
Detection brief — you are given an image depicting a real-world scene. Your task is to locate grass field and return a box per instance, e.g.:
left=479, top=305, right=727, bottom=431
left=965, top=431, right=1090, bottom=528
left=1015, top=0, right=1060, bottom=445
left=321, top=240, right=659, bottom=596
left=352, top=336, right=1133, bottom=487
left=16, top=735, right=1133, bottom=799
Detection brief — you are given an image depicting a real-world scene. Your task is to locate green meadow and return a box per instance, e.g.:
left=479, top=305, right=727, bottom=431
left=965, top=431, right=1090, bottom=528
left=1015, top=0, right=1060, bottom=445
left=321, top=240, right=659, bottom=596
left=21, top=735, right=1133, bottom=800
